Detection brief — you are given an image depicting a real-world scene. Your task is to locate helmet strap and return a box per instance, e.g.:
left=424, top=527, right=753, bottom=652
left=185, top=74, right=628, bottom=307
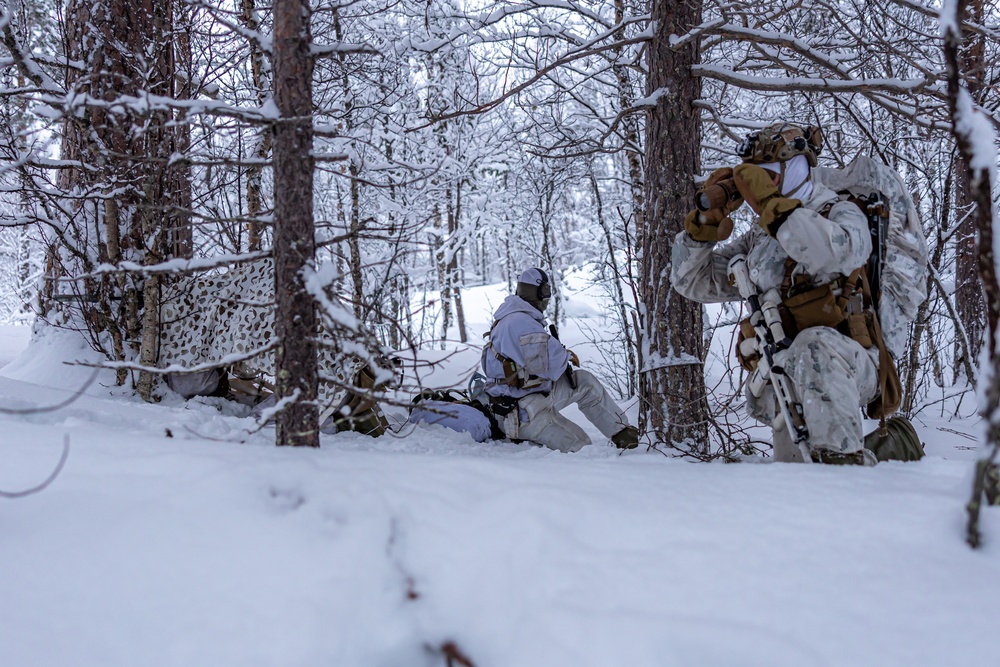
left=777, top=159, right=810, bottom=199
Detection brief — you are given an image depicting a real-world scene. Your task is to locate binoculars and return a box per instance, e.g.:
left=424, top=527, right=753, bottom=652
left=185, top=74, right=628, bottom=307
left=696, top=177, right=741, bottom=212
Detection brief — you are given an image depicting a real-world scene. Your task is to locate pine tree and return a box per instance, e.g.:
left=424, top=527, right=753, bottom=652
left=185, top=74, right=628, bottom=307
left=640, top=0, right=710, bottom=454
left=273, top=0, right=319, bottom=447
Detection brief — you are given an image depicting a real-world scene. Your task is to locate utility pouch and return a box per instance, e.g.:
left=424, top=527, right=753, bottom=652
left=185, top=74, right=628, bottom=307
left=843, top=313, right=873, bottom=348
left=838, top=294, right=873, bottom=349
left=735, top=317, right=759, bottom=372
left=782, top=283, right=845, bottom=335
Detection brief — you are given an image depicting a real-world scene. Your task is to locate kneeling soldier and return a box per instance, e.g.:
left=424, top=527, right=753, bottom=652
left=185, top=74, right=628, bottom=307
left=481, top=268, right=638, bottom=452
left=672, top=123, right=882, bottom=464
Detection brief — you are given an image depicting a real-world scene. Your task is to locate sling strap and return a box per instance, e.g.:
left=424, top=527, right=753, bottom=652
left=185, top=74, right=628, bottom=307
left=483, top=318, right=544, bottom=390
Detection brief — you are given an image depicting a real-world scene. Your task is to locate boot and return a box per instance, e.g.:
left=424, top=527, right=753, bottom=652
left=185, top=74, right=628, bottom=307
left=810, top=448, right=877, bottom=466
left=611, top=426, right=639, bottom=450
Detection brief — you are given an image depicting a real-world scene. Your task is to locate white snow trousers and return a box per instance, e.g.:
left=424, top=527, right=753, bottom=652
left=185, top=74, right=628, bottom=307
left=749, top=327, right=879, bottom=462
left=510, top=369, right=629, bottom=453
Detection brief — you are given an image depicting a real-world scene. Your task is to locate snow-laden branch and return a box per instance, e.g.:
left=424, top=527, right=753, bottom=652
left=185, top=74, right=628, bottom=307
left=693, top=64, right=937, bottom=96
left=0, top=9, right=63, bottom=96
left=410, top=34, right=649, bottom=129
left=71, top=251, right=274, bottom=279
left=705, top=23, right=858, bottom=80
left=88, top=344, right=277, bottom=376
left=39, top=91, right=281, bottom=124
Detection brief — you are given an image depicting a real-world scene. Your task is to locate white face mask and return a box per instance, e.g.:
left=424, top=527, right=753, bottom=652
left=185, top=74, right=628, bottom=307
left=756, top=154, right=813, bottom=201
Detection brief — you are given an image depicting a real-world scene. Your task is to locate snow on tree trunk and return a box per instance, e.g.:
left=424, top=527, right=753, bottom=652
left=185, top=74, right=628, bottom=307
left=42, top=0, right=184, bottom=397
left=273, top=0, right=319, bottom=447
left=240, top=0, right=272, bottom=253
left=941, top=0, right=1000, bottom=548
left=640, top=0, right=710, bottom=454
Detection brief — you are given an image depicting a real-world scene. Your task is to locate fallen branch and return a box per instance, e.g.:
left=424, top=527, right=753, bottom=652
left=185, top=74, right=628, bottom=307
left=0, top=435, right=70, bottom=499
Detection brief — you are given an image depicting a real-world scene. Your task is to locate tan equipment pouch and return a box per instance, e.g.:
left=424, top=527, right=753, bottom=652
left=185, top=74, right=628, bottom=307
left=843, top=294, right=873, bottom=349
left=781, top=282, right=845, bottom=335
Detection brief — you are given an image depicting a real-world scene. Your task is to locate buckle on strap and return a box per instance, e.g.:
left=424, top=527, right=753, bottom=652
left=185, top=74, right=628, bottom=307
left=489, top=395, right=518, bottom=417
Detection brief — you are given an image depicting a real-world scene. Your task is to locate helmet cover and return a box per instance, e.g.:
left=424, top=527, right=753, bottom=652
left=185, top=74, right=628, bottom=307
left=738, top=123, right=823, bottom=167
left=516, top=267, right=551, bottom=311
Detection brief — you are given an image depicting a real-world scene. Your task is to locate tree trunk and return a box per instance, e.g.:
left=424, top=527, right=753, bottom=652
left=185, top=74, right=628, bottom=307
left=640, top=0, right=710, bottom=454
left=955, top=164, right=985, bottom=375
left=943, top=0, right=1000, bottom=548
left=434, top=200, right=451, bottom=348
left=331, top=8, right=363, bottom=322
left=540, top=182, right=561, bottom=326
left=591, top=168, right=637, bottom=397
left=273, top=0, right=319, bottom=447
left=44, top=0, right=178, bottom=397
left=241, top=0, right=271, bottom=252
left=450, top=183, right=468, bottom=344
left=349, top=162, right=363, bottom=320
left=137, top=0, right=185, bottom=400
left=953, top=0, right=987, bottom=377
left=614, top=0, right=645, bottom=237
left=169, top=0, right=194, bottom=260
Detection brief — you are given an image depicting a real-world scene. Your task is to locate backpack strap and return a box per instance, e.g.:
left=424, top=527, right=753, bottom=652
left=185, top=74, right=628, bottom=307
left=859, top=268, right=902, bottom=424
left=485, top=319, right=523, bottom=387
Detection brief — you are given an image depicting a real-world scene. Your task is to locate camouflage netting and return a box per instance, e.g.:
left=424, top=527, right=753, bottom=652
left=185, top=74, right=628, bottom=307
left=158, top=259, right=351, bottom=406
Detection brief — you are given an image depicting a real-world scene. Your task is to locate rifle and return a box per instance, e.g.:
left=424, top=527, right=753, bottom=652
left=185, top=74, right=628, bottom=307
left=728, top=254, right=812, bottom=463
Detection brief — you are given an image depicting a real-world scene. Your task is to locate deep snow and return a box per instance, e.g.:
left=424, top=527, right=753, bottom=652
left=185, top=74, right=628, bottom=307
left=1, top=274, right=998, bottom=667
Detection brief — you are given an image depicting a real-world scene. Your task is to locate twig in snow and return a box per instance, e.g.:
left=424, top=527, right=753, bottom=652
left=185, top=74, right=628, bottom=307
left=439, top=641, right=476, bottom=667
left=0, top=435, right=70, bottom=499
left=0, top=369, right=99, bottom=415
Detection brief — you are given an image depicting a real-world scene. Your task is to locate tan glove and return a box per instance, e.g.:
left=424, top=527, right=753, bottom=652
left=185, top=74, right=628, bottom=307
left=567, top=349, right=580, bottom=367
left=685, top=208, right=735, bottom=243
left=706, top=166, right=734, bottom=187
left=732, top=163, right=802, bottom=236
left=703, top=167, right=745, bottom=215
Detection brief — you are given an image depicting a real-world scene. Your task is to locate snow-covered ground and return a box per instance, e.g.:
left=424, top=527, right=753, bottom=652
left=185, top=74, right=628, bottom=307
left=0, top=324, right=30, bottom=368
left=1, top=274, right=998, bottom=667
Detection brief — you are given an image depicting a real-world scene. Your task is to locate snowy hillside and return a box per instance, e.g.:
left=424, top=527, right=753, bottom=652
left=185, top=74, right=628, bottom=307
left=1, top=274, right=998, bottom=667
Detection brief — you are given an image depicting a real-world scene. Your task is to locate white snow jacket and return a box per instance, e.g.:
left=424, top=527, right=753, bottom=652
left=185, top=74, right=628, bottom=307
left=671, top=181, right=872, bottom=306
left=672, top=180, right=879, bottom=433
left=481, top=295, right=570, bottom=399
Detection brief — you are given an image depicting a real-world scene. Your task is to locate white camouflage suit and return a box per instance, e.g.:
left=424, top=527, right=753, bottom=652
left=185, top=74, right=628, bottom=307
left=671, top=176, right=879, bottom=461
left=481, top=294, right=630, bottom=452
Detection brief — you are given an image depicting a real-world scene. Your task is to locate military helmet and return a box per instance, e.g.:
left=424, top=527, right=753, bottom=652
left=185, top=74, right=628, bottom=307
left=737, top=123, right=824, bottom=167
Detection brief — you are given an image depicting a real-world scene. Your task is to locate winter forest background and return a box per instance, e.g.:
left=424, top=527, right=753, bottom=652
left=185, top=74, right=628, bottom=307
left=1, top=1, right=1000, bottom=664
